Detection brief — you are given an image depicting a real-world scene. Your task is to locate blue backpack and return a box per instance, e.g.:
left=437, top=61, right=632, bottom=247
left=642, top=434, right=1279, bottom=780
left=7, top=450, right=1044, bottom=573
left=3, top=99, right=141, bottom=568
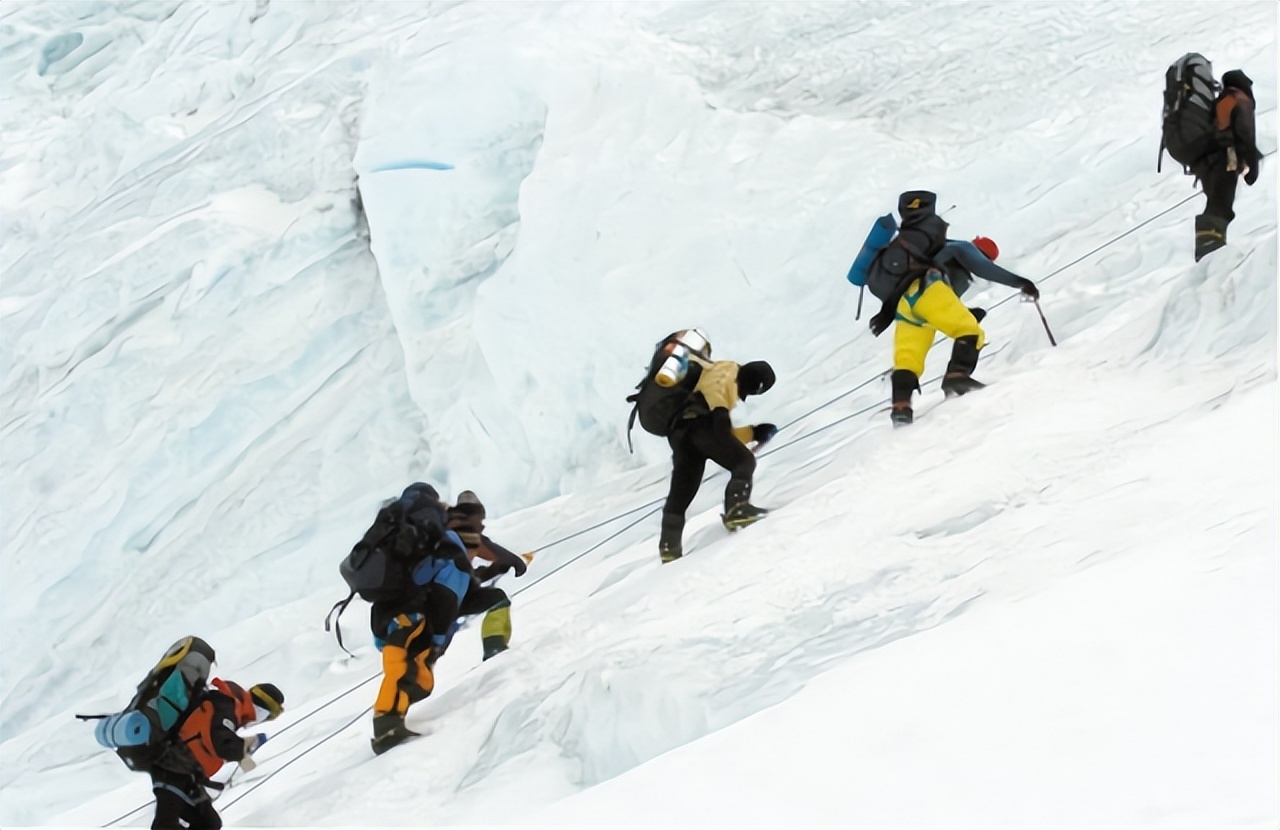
left=846, top=214, right=898, bottom=318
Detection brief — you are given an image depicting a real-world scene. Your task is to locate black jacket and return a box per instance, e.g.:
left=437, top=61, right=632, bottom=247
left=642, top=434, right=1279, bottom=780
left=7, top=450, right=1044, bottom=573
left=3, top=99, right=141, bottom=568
left=1220, top=86, right=1260, bottom=177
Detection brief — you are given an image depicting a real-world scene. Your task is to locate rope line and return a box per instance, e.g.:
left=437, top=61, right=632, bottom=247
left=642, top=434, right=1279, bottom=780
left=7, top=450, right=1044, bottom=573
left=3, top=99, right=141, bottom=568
left=219, top=705, right=372, bottom=813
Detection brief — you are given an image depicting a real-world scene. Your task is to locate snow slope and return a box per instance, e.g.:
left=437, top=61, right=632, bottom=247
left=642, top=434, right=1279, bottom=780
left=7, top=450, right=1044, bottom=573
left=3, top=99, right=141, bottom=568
left=1, top=1, right=1275, bottom=826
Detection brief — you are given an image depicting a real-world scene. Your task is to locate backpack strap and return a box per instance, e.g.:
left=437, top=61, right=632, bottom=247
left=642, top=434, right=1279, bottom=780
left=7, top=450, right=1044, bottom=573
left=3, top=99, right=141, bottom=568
left=323, top=590, right=357, bottom=657
left=625, top=399, right=639, bottom=453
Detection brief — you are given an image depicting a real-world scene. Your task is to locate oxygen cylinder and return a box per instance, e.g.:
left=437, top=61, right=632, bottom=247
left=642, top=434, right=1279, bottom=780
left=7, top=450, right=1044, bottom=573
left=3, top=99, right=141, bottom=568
left=94, top=710, right=152, bottom=749
left=654, top=329, right=711, bottom=387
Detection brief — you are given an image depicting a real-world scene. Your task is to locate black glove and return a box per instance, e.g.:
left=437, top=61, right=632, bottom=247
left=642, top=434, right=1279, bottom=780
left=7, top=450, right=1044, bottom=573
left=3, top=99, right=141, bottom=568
left=1018, top=278, right=1040, bottom=300
left=1244, top=165, right=1259, bottom=186
left=752, top=423, right=778, bottom=445
left=869, top=308, right=894, bottom=337
left=968, top=306, right=987, bottom=323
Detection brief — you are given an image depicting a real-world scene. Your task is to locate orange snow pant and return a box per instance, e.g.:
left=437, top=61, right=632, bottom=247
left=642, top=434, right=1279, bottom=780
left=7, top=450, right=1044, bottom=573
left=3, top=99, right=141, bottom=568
left=374, top=614, right=435, bottom=717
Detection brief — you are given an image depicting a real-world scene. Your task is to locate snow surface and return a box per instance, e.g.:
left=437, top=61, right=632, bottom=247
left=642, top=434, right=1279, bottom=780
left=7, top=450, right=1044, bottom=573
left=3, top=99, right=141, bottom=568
left=1, top=1, right=1276, bottom=827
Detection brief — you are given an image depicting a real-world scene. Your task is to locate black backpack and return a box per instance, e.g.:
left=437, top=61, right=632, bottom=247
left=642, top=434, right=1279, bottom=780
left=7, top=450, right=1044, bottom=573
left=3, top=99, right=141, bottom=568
left=324, top=485, right=447, bottom=654
left=625, top=333, right=708, bottom=451
left=865, top=190, right=950, bottom=315
left=1159, top=53, right=1223, bottom=172
left=78, top=636, right=218, bottom=782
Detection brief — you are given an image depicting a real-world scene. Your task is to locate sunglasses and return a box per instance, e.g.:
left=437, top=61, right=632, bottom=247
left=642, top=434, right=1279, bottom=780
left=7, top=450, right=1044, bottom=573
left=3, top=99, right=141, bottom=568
left=251, top=690, right=283, bottom=722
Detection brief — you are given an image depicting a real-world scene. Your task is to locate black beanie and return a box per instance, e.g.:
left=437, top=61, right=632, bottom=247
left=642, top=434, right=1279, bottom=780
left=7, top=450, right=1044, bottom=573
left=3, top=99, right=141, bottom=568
left=250, top=683, right=285, bottom=716
left=737, top=361, right=776, bottom=398
left=1221, top=69, right=1255, bottom=102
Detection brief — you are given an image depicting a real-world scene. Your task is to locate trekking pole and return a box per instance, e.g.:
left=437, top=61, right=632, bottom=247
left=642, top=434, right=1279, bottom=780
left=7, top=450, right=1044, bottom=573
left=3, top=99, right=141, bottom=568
left=1032, top=298, right=1057, bottom=346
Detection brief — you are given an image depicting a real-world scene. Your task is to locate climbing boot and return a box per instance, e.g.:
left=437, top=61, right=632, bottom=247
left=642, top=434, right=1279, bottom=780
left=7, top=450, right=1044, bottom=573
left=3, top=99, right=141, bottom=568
left=371, top=713, right=420, bottom=755
left=723, top=502, right=769, bottom=530
left=659, top=512, right=684, bottom=563
left=940, top=336, right=985, bottom=398
left=890, top=369, right=918, bottom=427
left=1194, top=214, right=1228, bottom=262
left=481, top=636, right=508, bottom=661
left=722, top=480, right=768, bottom=530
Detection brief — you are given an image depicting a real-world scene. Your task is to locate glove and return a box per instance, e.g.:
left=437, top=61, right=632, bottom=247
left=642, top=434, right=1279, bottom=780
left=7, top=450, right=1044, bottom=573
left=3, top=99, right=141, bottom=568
left=967, top=306, right=987, bottom=323
left=751, top=423, right=778, bottom=445
left=245, top=733, right=269, bottom=755
left=239, top=733, right=268, bottom=771
left=868, top=308, right=894, bottom=337
left=1244, top=166, right=1259, bottom=186
left=1017, top=279, right=1040, bottom=300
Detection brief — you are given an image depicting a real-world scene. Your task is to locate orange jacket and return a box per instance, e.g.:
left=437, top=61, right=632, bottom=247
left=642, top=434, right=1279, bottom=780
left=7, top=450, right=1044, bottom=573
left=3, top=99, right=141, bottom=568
left=177, top=678, right=254, bottom=777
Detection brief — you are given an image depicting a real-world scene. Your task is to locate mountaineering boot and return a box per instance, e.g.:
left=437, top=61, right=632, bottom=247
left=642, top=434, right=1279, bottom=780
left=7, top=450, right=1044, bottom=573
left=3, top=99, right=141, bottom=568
left=722, top=479, right=768, bottom=531
left=371, top=713, right=420, bottom=755
left=481, top=636, right=508, bottom=661
left=890, top=369, right=918, bottom=427
left=941, top=375, right=986, bottom=397
left=479, top=604, right=512, bottom=660
left=723, top=502, right=769, bottom=530
left=1194, top=214, right=1228, bottom=262
left=659, top=511, right=684, bottom=563
left=941, top=335, right=985, bottom=398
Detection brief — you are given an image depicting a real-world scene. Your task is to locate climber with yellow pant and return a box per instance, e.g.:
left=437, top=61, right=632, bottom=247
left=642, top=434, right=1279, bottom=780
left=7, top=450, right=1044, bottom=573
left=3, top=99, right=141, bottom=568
left=863, top=190, right=1039, bottom=426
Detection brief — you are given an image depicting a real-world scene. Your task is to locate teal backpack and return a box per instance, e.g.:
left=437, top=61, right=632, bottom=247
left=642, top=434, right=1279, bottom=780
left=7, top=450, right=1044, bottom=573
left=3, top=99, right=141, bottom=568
left=78, top=636, right=216, bottom=777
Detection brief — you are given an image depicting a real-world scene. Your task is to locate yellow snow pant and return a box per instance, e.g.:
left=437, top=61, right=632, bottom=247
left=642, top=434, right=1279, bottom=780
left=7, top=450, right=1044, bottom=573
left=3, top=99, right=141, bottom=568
left=893, top=275, right=986, bottom=377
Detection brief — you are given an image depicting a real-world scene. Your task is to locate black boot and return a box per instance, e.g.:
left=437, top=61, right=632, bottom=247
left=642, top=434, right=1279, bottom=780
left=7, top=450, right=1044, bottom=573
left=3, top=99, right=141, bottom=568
left=371, top=713, right=420, bottom=755
left=722, top=480, right=768, bottom=530
left=890, top=369, right=918, bottom=427
left=481, top=636, right=508, bottom=660
left=1194, top=214, right=1228, bottom=262
left=941, top=335, right=985, bottom=398
left=659, top=511, right=684, bottom=563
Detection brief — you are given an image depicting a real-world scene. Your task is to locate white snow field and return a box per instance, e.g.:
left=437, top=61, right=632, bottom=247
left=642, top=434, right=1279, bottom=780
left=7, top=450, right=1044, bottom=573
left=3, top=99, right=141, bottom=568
left=1, top=1, right=1276, bottom=827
